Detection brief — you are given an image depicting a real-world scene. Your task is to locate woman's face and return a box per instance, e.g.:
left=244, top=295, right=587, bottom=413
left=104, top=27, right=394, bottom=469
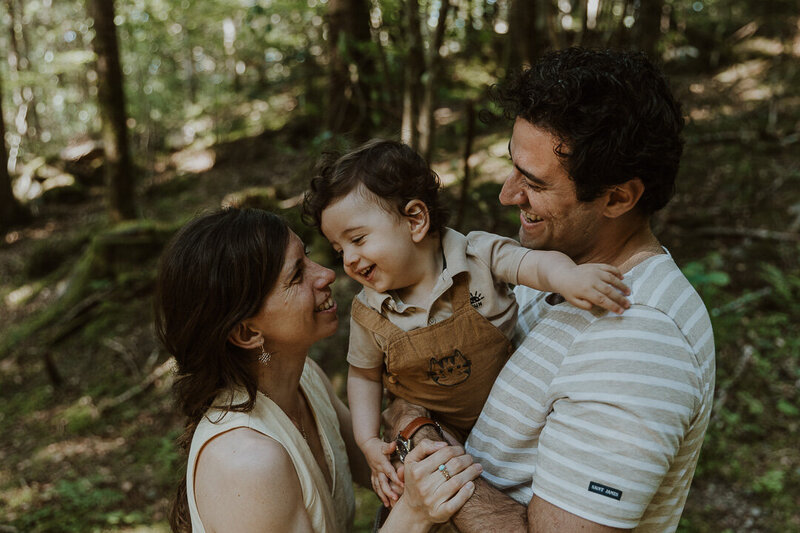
left=249, top=231, right=338, bottom=354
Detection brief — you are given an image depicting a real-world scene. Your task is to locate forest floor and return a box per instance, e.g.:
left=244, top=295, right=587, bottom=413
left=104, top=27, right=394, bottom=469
left=1, top=52, right=800, bottom=532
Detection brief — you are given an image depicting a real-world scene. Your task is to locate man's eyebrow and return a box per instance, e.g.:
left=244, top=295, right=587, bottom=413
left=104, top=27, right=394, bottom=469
left=508, top=141, right=546, bottom=186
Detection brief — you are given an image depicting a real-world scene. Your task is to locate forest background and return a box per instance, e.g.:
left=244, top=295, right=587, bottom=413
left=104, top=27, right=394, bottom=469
left=1, top=0, right=799, bottom=531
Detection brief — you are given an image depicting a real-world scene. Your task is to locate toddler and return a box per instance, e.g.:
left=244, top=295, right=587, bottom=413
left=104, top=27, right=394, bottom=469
left=303, top=140, right=629, bottom=506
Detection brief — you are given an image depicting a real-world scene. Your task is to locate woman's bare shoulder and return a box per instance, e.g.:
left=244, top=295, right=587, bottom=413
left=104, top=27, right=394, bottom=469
left=199, top=427, right=296, bottom=484
left=195, top=428, right=307, bottom=532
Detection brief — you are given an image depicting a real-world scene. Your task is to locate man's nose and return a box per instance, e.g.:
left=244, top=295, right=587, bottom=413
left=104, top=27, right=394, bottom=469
left=499, top=174, right=525, bottom=206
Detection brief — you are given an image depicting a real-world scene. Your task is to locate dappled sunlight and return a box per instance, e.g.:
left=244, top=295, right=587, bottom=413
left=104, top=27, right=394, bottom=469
left=4, top=231, right=22, bottom=244
left=168, top=148, right=215, bottom=174
left=2, top=483, right=38, bottom=510
left=5, top=284, right=35, bottom=308
left=689, top=108, right=713, bottom=122
left=431, top=161, right=460, bottom=187
left=714, top=59, right=769, bottom=86
left=734, top=37, right=786, bottom=57
left=33, top=436, right=127, bottom=464
left=739, top=86, right=775, bottom=102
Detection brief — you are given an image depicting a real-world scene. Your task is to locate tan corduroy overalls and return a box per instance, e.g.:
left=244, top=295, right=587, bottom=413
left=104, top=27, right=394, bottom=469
left=351, top=273, right=514, bottom=442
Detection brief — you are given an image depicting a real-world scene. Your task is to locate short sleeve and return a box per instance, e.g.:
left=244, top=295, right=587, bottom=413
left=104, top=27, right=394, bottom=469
left=530, top=307, right=702, bottom=528
left=346, top=312, right=385, bottom=369
left=465, top=231, right=531, bottom=285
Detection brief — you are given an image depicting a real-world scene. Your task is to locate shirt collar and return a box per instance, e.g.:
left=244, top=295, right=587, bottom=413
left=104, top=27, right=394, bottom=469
left=357, top=227, right=469, bottom=312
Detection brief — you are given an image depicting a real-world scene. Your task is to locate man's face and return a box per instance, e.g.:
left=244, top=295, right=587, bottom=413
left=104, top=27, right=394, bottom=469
left=499, top=118, right=605, bottom=263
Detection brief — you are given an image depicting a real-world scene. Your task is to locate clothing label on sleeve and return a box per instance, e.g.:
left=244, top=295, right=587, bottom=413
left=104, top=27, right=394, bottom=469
left=588, top=481, right=623, bottom=500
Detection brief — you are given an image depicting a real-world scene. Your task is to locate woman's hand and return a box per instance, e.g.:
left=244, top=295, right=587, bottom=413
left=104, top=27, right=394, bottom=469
left=396, top=439, right=482, bottom=524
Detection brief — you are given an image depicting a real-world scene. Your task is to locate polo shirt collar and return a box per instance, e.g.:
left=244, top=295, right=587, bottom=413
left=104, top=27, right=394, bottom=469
left=358, top=227, right=468, bottom=312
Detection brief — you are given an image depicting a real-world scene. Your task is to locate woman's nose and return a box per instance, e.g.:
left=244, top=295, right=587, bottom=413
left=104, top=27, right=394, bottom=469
left=313, top=262, right=336, bottom=288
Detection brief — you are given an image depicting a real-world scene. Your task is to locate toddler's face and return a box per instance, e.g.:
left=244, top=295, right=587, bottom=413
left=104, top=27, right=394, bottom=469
left=320, top=189, right=424, bottom=294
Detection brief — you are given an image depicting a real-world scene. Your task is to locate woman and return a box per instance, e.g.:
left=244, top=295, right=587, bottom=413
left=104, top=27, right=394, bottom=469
left=155, top=207, right=481, bottom=533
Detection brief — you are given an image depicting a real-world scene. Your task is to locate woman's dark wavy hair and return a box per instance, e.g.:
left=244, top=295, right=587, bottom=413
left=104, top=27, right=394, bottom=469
left=494, top=47, right=684, bottom=214
left=303, top=139, right=449, bottom=234
left=154, top=207, right=290, bottom=533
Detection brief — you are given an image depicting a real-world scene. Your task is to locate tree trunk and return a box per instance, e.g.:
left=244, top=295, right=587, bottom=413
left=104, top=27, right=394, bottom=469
left=508, top=0, right=542, bottom=69
left=607, top=0, right=632, bottom=48
left=87, top=0, right=136, bottom=221
left=326, top=0, right=375, bottom=139
left=417, top=0, right=452, bottom=163
left=632, top=0, right=665, bottom=58
left=0, top=73, right=28, bottom=230
left=401, top=0, right=424, bottom=149
left=5, top=0, right=39, bottom=145
left=545, top=0, right=566, bottom=50
left=455, top=100, right=476, bottom=229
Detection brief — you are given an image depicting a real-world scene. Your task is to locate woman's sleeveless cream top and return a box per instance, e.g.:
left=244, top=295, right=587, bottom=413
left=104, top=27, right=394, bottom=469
left=186, top=359, right=355, bottom=532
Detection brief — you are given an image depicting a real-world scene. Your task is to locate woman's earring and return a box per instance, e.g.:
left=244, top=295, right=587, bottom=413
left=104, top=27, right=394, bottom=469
left=258, top=342, right=272, bottom=365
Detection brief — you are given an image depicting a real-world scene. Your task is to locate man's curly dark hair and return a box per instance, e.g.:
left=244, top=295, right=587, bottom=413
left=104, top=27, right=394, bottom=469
left=303, top=139, right=449, bottom=234
left=495, top=47, right=684, bottom=214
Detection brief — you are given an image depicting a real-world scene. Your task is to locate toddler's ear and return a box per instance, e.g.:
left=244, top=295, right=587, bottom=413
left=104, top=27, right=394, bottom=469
left=403, top=199, right=430, bottom=243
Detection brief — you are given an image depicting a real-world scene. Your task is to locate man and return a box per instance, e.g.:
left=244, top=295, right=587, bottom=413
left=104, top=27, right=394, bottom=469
left=388, top=48, right=715, bottom=532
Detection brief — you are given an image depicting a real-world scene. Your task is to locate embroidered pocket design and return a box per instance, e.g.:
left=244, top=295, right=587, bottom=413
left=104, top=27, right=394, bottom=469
left=428, top=349, right=471, bottom=386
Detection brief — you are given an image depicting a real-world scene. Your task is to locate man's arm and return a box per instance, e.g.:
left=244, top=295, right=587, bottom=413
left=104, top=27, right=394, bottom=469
left=384, top=398, right=631, bottom=533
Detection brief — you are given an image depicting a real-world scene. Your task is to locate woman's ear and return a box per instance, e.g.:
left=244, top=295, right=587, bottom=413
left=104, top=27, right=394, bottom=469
left=228, top=322, right=263, bottom=350
left=603, top=178, right=645, bottom=218
left=403, top=199, right=431, bottom=243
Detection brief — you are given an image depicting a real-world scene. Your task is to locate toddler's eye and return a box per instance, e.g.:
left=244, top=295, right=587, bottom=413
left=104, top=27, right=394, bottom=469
left=352, top=236, right=364, bottom=244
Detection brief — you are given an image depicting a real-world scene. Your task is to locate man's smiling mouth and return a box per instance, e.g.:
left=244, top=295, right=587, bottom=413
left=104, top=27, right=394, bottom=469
left=522, top=211, right=543, bottom=223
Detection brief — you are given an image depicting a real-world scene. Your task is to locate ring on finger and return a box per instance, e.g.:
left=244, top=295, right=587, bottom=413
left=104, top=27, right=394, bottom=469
left=438, top=463, right=451, bottom=481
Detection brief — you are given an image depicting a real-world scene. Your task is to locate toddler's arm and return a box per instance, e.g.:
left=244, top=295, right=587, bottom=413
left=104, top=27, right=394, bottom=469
left=517, top=250, right=630, bottom=314
left=348, top=365, right=403, bottom=506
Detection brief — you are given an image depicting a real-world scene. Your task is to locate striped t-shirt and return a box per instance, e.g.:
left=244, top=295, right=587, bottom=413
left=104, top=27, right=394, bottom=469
left=465, top=251, right=715, bottom=531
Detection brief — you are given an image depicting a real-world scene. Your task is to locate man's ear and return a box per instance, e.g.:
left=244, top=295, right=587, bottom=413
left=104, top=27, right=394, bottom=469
left=403, top=199, right=431, bottom=243
left=603, top=178, right=645, bottom=218
left=228, top=322, right=263, bottom=350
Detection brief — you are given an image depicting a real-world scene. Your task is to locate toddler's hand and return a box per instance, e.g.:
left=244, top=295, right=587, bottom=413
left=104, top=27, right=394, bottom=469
left=557, top=263, right=630, bottom=314
left=362, top=437, right=403, bottom=507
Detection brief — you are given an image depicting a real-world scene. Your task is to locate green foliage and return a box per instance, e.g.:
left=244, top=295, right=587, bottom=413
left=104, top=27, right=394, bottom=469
left=14, top=477, right=125, bottom=532
left=682, top=252, right=731, bottom=292
left=2, top=1, right=800, bottom=531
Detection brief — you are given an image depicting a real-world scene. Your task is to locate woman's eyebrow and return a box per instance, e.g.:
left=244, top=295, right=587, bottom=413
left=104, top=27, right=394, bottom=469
left=285, top=256, right=304, bottom=281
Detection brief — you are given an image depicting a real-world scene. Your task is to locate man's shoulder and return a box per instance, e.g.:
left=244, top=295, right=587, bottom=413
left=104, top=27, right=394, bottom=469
left=625, top=253, right=713, bottom=346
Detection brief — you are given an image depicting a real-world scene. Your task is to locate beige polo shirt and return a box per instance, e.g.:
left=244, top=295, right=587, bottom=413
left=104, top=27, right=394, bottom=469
left=347, top=228, right=531, bottom=369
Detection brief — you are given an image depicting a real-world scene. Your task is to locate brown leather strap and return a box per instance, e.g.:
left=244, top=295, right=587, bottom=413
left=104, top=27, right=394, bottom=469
left=399, top=416, right=439, bottom=441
